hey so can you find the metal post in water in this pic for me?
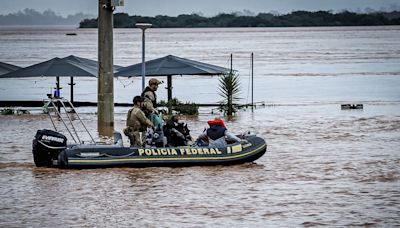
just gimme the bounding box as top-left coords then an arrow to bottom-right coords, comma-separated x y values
136,23 -> 152,91
230,53 -> 233,74
56,76 -> 61,112
251,52 -> 254,109
56,76 -> 60,96
98,0 -> 114,136
167,75 -> 172,101
69,76 -> 75,104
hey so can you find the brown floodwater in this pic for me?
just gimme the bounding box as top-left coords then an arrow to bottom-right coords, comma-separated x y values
1,104 -> 399,227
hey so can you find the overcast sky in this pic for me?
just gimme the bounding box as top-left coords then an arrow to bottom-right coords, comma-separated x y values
1,0 -> 400,16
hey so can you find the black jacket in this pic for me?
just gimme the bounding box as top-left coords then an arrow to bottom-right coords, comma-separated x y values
206,125 -> 227,140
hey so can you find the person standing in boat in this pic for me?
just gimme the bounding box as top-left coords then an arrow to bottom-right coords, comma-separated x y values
125,96 -> 154,147
141,78 -> 162,129
141,78 -> 161,115
196,118 -> 241,147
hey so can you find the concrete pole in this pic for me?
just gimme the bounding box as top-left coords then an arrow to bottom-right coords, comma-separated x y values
98,0 -> 114,136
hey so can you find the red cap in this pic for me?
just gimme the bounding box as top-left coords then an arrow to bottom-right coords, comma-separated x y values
207,119 -> 226,128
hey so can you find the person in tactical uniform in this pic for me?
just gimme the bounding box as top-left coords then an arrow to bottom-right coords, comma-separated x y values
141,78 -> 163,132
141,78 -> 162,115
125,96 -> 153,147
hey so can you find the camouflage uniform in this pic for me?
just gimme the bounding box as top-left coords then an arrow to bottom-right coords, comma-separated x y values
126,105 -> 153,146
141,87 -> 158,114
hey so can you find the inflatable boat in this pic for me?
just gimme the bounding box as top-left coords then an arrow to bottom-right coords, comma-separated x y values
32,129 -> 267,168
32,98 -> 267,168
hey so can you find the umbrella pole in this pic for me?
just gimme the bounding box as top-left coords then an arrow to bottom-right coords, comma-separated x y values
56,76 -> 60,96
56,76 -> 61,112
167,75 -> 172,102
68,76 -> 76,113
68,76 -> 75,104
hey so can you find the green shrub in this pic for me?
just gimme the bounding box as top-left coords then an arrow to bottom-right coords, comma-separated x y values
218,71 -> 241,116
1,107 -> 31,115
174,102 -> 199,115
162,98 -> 199,115
1,107 -> 15,115
17,109 -> 30,115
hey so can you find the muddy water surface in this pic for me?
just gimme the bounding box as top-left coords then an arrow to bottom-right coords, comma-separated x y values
1,104 -> 399,227
1,25 -> 399,227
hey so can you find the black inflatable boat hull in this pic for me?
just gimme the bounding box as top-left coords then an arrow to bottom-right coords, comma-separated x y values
57,136 -> 266,168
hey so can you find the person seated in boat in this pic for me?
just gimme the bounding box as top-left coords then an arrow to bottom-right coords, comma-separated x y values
125,96 -> 154,147
196,118 -> 241,147
163,115 -> 192,146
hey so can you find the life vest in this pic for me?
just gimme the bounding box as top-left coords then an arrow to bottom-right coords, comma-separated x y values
206,125 -> 227,140
141,86 -> 157,108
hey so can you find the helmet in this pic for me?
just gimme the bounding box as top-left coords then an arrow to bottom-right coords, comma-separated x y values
149,78 -> 162,86
133,96 -> 145,104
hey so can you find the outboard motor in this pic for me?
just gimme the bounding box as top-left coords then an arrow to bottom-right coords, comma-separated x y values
32,129 -> 67,167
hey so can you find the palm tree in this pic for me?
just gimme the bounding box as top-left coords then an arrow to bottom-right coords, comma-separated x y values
218,71 -> 241,116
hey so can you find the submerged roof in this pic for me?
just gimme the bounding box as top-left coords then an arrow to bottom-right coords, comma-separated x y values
0,55 -> 121,78
116,55 -> 231,77
0,62 -> 21,75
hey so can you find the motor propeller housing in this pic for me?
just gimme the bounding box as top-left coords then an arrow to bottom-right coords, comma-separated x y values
32,129 -> 67,167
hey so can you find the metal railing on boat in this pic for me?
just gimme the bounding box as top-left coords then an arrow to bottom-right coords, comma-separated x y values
44,97 -> 96,144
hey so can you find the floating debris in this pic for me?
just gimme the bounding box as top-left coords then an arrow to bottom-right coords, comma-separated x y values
341,104 -> 363,110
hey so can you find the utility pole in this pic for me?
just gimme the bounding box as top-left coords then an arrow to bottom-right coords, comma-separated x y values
98,0 -> 115,136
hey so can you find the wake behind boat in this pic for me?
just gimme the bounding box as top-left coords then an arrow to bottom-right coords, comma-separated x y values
32,98 -> 267,168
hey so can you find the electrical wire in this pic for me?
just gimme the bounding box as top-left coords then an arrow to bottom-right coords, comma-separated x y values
116,77 -> 135,88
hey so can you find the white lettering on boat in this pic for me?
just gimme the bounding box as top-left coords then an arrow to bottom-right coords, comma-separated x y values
137,148 -> 223,156
138,148 -> 178,156
79,152 -> 100,157
42,135 -> 64,143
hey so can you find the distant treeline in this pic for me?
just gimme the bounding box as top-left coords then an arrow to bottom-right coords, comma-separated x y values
0,8 -> 93,25
79,10 -> 400,28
